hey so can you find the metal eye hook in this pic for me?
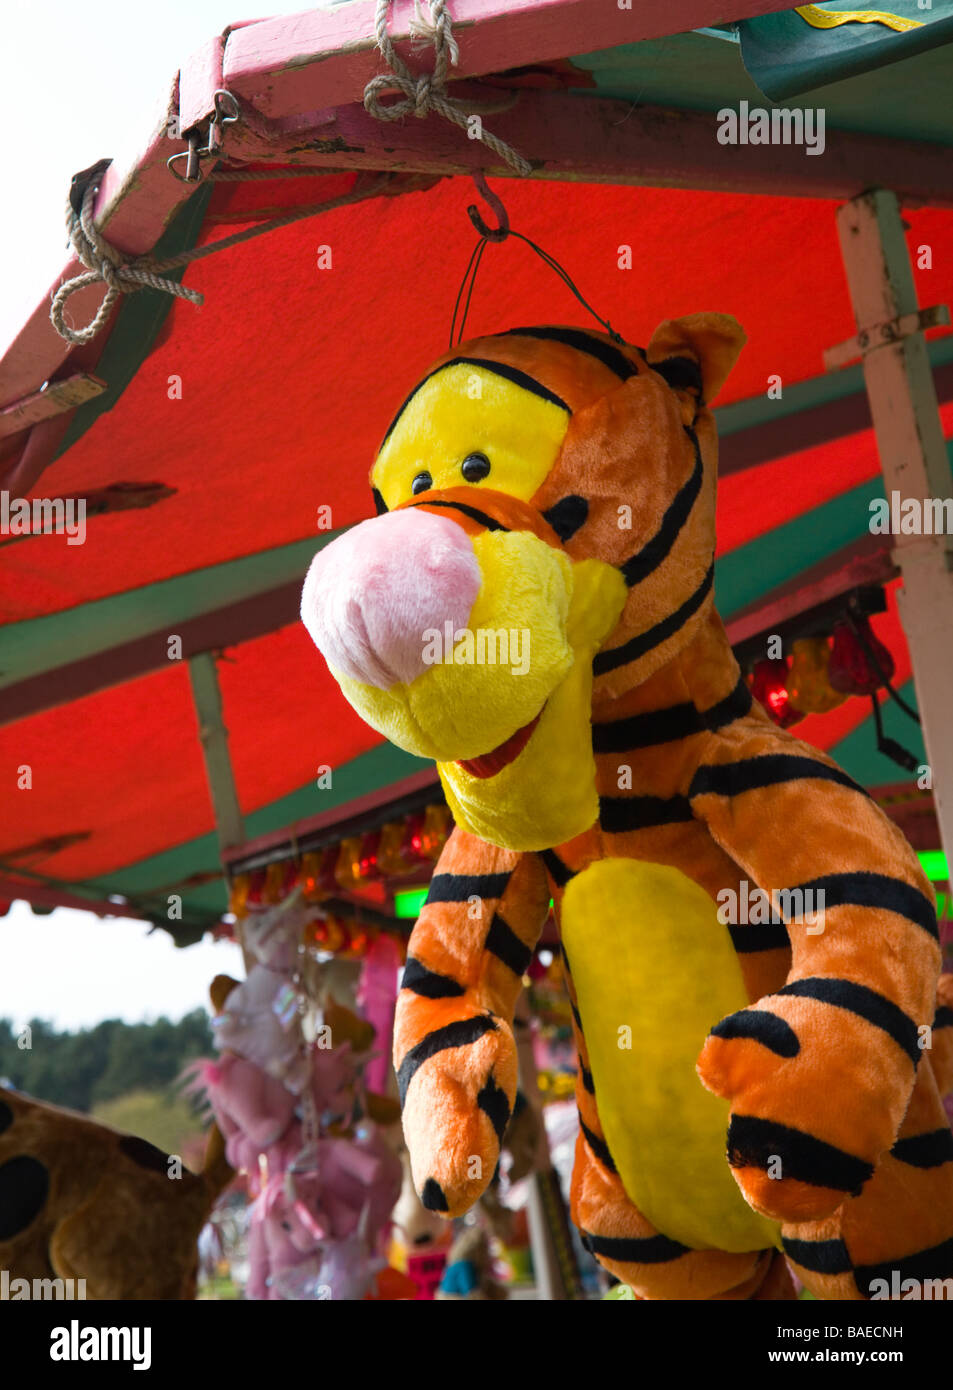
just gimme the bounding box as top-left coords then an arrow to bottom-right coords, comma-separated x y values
467,171 -> 510,243
167,137 -> 203,183
213,90 -> 240,126
167,89 -> 241,179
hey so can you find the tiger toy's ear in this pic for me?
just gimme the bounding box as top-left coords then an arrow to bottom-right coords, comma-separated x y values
646,312 -> 746,410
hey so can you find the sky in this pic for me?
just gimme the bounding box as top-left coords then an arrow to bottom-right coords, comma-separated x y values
0,0 -> 281,1025
0,0 -> 298,345
0,901 -> 244,1030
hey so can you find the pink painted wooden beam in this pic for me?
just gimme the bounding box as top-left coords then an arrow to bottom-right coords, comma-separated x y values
224,91 -> 953,207
221,0 -> 796,120
178,34 -> 226,135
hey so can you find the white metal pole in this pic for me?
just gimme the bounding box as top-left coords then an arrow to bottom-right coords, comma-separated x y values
514,991 -> 567,1300
834,190 -> 953,877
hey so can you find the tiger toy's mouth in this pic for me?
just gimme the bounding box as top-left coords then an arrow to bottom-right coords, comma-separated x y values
456,708 -> 544,780
301,507 -> 627,851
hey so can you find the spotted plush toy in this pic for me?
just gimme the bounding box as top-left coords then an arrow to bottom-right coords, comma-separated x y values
301,319 -> 953,1300
0,1088 -> 231,1298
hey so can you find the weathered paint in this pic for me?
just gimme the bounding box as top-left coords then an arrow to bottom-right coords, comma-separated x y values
220,0 -> 797,120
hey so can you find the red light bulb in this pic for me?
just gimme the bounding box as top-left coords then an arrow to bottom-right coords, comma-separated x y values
749,657 -> 804,729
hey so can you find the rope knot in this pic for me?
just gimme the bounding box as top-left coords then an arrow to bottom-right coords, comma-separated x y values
51,179 -> 204,346
364,0 -> 532,177
413,76 -> 433,117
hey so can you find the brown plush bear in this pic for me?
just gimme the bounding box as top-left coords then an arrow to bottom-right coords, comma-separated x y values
0,1087 -> 231,1299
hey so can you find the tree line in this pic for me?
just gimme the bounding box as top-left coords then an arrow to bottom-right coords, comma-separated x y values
0,1011 -> 213,1113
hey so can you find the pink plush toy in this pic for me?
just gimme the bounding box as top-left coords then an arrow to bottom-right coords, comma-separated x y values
201,1055 -> 297,1171
249,1133 -> 402,1299
198,901 -> 403,1299
249,1176 -> 328,1301
210,964 -> 312,1094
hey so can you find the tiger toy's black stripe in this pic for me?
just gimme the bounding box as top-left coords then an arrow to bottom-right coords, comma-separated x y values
771,977 -> 921,1066
727,1114 -> 874,1193
620,427 -> 703,589
397,1015 -> 499,1107
477,1073 -> 511,1146
401,957 -> 465,999
891,1129 -> 953,1169
485,913 -> 533,977
426,872 -> 511,904
382,355 -> 570,444
408,498 -> 510,533
791,872 -> 939,943
498,326 -> 637,381
781,1236 -> 853,1276
594,561 -> 714,676
538,848 -> 574,887
727,920 -> 791,953
542,494 -> 589,542
710,1009 -> 800,1058
580,1120 -> 618,1174
582,1231 -> 692,1264
599,793 -> 694,834
690,754 -> 870,803
591,676 -> 751,753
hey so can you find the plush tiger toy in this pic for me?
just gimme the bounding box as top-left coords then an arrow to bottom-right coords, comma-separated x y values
301,317 -> 953,1300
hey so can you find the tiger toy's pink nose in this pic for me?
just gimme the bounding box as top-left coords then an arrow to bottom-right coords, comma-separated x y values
301,508 -> 480,689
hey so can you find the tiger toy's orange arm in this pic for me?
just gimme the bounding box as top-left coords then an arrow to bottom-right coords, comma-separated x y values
394,826 -> 550,1216
690,713 -> 941,1226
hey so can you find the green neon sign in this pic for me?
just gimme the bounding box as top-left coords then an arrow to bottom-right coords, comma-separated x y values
918,850 -> 949,883
393,887 -> 429,919
394,889 -> 557,921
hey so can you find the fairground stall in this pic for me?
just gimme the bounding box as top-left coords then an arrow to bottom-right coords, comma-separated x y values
1,0 -> 952,1303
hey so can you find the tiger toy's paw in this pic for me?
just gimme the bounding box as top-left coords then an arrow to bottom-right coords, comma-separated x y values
696,995 -> 910,1224
396,1008 -> 518,1218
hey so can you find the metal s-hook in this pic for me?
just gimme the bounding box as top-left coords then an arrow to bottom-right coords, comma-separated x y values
467,171 -> 510,242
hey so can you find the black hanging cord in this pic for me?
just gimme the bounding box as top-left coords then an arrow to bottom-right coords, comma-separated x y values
450,174 -> 627,350
449,235 -> 491,350
869,693 -> 920,774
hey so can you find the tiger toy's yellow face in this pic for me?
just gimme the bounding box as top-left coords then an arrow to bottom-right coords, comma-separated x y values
301,318 -> 745,850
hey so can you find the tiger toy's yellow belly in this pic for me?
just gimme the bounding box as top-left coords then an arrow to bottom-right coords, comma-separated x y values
560,857 -> 782,1253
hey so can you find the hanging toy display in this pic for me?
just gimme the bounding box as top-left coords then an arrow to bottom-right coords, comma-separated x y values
298,178 -> 953,1301
196,886 -> 405,1299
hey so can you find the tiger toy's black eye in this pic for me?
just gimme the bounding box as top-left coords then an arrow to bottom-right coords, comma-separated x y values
411,471 -> 433,495
461,452 -> 491,483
